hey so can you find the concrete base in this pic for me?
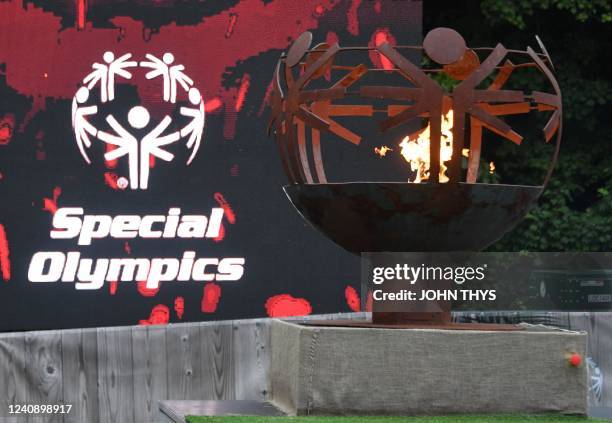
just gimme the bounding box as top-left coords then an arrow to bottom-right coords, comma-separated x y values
269,319 -> 588,416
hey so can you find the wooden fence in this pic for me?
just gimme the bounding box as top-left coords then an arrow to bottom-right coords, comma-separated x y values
0,312 -> 610,422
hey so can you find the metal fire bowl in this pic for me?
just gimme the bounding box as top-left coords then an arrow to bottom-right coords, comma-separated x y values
283,182 -> 542,254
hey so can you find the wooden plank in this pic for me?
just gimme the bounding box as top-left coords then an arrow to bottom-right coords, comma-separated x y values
0,333 -> 27,421
569,312 -> 602,408
166,323 -> 204,400
24,331 -> 63,423
0,312 -> 371,423
592,313 -> 612,407
200,321 -> 234,400
97,327 -> 134,423
233,320 -> 270,400
132,325 -> 168,423
61,328 -> 99,423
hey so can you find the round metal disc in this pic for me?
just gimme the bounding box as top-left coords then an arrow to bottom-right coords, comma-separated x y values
423,27 -> 467,65
443,49 -> 480,80
286,31 -> 313,67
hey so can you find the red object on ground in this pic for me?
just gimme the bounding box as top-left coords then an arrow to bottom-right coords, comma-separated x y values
265,294 -> 312,318
569,353 -> 582,367
201,282 -> 221,313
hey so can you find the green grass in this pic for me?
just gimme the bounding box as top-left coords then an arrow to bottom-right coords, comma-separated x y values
186,416 -> 606,423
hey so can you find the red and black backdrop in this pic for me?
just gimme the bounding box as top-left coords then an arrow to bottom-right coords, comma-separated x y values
0,0 -> 421,331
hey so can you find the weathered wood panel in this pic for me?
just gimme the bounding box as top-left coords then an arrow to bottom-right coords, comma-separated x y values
570,312 -> 612,407
0,313 -> 359,422
166,323 -> 204,401
24,331 -> 62,423
200,321 -> 234,400
97,327 -> 134,423
132,325 -> 167,423
233,320 -> 269,401
0,333 -> 27,422
61,328 -> 99,423
593,314 -> 612,407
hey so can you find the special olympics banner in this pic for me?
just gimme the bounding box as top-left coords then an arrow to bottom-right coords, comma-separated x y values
0,0 -> 422,330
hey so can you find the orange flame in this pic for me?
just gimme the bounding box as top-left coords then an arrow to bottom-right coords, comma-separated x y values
376,109 -> 479,182
399,109 -> 470,183
374,145 -> 393,157
399,109 -> 456,183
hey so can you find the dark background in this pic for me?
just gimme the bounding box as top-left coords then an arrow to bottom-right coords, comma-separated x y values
0,0 -> 422,331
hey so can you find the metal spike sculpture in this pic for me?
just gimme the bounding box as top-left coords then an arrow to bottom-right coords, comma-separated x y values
269,27 -> 562,255
269,27 -> 561,186
269,27 -> 563,326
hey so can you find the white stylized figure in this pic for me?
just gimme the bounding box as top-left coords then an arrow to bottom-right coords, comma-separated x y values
587,357 -> 603,403
180,87 -> 205,165
139,111 -> 181,189
71,86 -> 98,164
83,52 -> 136,103
140,53 -> 193,103
97,108 -> 142,189
73,52 -> 205,189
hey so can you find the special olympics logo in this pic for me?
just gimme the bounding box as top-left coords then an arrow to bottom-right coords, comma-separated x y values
71,52 -> 205,190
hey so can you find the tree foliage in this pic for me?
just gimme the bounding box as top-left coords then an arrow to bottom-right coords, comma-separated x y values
481,0 -> 612,29
424,0 -> 612,251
